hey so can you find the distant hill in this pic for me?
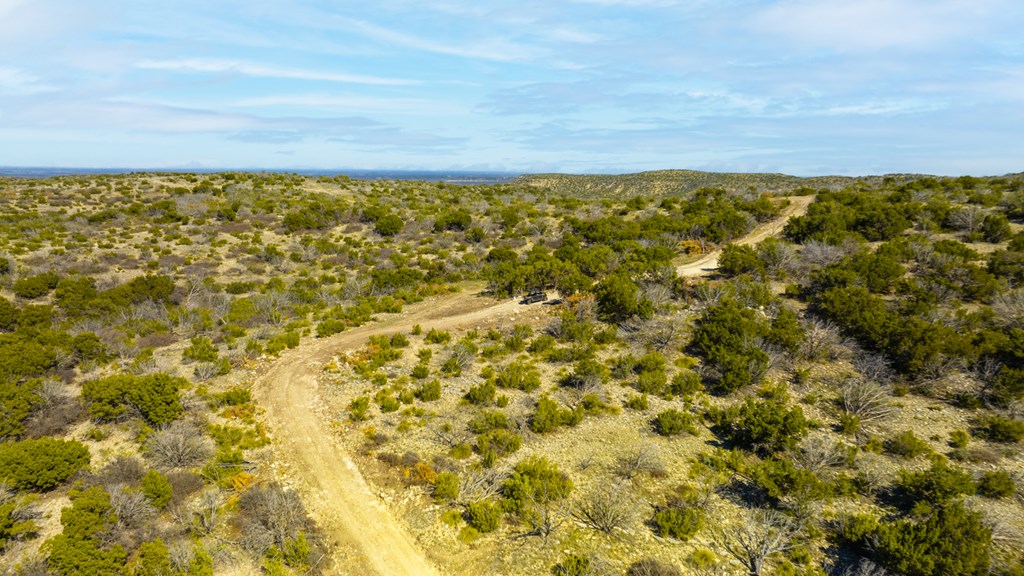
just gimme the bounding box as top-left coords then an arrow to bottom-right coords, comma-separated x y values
512,169 -> 929,198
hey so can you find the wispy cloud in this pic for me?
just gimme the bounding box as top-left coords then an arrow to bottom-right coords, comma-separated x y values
0,66 -> 57,95
1,0 -> 1022,174
338,17 -> 543,62
232,94 -> 462,115
750,0 -> 1008,52
135,58 -> 418,86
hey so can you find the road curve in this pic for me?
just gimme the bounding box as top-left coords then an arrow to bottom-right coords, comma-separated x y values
252,293 -> 521,576
253,194 -> 816,575
675,194 -> 814,277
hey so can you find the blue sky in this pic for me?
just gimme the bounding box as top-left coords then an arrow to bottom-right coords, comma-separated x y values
1,0 -> 1022,175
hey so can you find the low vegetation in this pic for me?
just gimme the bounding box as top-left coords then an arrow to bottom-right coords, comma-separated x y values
0,169 -> 1022,575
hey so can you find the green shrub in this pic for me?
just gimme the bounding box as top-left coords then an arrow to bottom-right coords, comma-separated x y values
141,470 -> 173,509
625,394 -> 649,411
594,272 -> 653,321
375,392 -> 400,413
46,486 -> 127,576
348,396 -> 370,421
411,363 -> 430,379
425,328 -> 452,344
0,438 -> 90,491
496,360 -> 541,391
885,430 -> 933,458
750,458 -> 831,502
208,386 -> 252,408
977,416 -> 1024,443
551,555 -> 591,576
502,456 -> 573,514
714,398 -> 808,456
977,470 -> 1016,499
433,472 -> 460,502
897,459 -> 975,507
718,244 -> 766,278
374,214 -> 404,236
465,500 -> 502,532
0,494 -> 38,548
434,209 -> 472,232
668,370 -> 703,398
528,335 -> 556,354
692,298 -> 771,393
871,501 -> 991,576
949,429 -> 970,449
464,380 -> 497,406
317,319 -> 346,338
653,409 -> 698,436
12,271 -> 60,299
475,429 -> 522,457
82,373 -> 185,425
652,506 -> 704,541
414,379 -> 442,402
530,396 -> 583,433
0,378 -> 42,438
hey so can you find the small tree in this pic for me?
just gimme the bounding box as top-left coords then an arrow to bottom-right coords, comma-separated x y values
716,508 -> 801,576
714,398 -> 808,456
653,409 -> 698,436
571,482 -> 635,533
871,501 -> 991,576
374,214 -> 404,236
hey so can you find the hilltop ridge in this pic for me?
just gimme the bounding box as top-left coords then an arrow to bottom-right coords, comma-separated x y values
513,169 -> 938,198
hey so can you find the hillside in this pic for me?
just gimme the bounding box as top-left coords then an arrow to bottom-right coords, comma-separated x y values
0,171 -> 1022,576
514,169 -> 934,198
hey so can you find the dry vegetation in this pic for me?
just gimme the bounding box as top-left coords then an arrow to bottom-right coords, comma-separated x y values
0,170 -> 1023,576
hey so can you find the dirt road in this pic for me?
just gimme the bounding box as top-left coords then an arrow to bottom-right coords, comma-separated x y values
253,292 -> 521,576
253,194 -> 815,575
675,194 -> 814,277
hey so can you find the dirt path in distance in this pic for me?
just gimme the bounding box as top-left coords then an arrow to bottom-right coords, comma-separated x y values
253,194 -> 816,575
675,194 -> 814,277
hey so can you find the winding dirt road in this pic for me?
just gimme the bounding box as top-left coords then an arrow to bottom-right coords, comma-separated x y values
252,194 -> 814,575
675,194 -> 814,277
253,293 -> 522,575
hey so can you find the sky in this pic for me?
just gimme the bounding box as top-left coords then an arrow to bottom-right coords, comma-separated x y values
0,0 -> 1022,176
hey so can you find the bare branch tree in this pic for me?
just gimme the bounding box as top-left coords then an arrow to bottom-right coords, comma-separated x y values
571,481 -> 637,534
800,240 -> 846,268
948,205 -> 985,236
991,289 -> 1024,329
459,469 -> 503,503
801,318 -> 843,361
841,559 -> 891,576
146,421 -> 214,469
839,379 -> 895,427
614,446 -> 667,480
621,315 -> 689,351
792,434 -> 847,475
716,509 -> 802,576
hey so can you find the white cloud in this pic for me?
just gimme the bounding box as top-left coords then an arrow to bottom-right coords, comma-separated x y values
232,94 -> 465,115
0,66 -> 57,95
135,58 -> 418,86
340,17 -> 543,62
751,0 -> 1008,52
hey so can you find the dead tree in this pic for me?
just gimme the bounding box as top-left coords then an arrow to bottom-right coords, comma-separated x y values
716,509 -> 801,576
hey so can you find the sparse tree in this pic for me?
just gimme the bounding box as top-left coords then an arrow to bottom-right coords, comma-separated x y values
716,508 -> 802,576
146,421 -> 214,469
839,379 -> 895,427
571,481 -> 636,533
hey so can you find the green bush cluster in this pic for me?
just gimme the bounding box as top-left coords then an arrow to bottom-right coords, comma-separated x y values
653,409 -> 698,436
0,437 -> 90,491
82,372 -> 186,425
530,396 -> 583,433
